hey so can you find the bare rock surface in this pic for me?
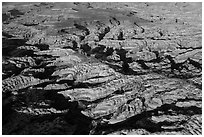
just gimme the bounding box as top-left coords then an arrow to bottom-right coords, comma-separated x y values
2,2 -> 202,135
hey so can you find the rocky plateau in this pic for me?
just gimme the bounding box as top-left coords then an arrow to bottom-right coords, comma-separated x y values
2,2 -> 202,135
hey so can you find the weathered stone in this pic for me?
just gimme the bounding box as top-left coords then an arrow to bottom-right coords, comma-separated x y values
54,62 -> 118,83
2,75 -> 48,92
175,49 -> 201,63
59,76 -> 142,102
3,22 -> 39,39
17,45 -> 40,51
16,107 -> 68,115
21,68 -> 45,76
2,2 -> 202,135
46,55 -> 82,67
8,57 -> 36,68
44,83 -> 71,90
34,48 -> 76,57
107,98 -> 144,124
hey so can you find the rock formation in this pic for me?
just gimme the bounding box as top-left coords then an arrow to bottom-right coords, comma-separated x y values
2,2 -> 202,135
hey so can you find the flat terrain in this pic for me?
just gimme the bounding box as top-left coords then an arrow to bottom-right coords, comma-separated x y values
2,2 -> 202,135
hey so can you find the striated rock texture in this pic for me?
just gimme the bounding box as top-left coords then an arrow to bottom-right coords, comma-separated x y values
2,2 -> 202,135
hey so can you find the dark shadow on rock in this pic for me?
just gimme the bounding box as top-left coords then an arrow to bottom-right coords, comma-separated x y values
91,44 -> 106,54
165,55 -> 188,73
80,43 -> 91,55
104,61 -> 148,76
2,109 -> 76,135
2,38 -> 27,56
64,101 -> 93,135
8,8 -> 24,18
2,13 -> 11,23
43,91 -> 93,134
31,43 -> 50,51
11,49 -> 35,57
3,9 -> 24,23
2,92 -> 16,125
3,38 -> 27,47
34,66 -> 56,79
187,58 -> 202,70
22,23 -> 39,27
2,32 -> 13,38
44,91 -> 71,110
